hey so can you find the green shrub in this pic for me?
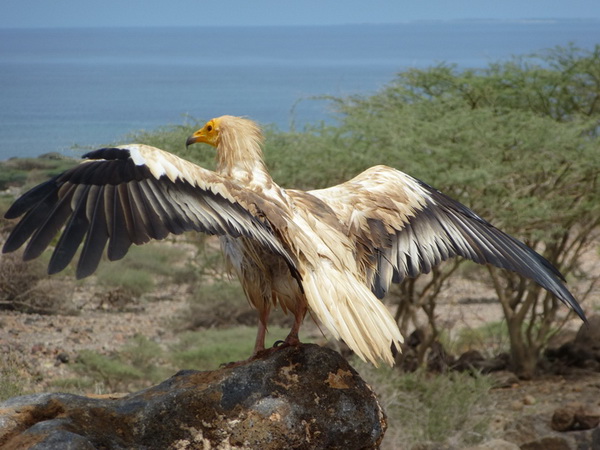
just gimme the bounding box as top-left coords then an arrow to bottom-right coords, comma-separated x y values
0,252 -> 76,315
72,336 -> 171,392
93,242 -> 191,298
0,169 -> 27,190
356,362 -> 493,448
170,326 -> 291,370
180,279 -> 251,329
0,156 -> 78,190
323,45 -> 600,377
50,377 -> 96,393
452,321 -> 509,357
117,47 -> 600,378
0,350 -> 26,401
65,328 -> 299,393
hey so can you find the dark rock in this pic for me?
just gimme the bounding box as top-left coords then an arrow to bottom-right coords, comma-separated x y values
501,409 -> 600,449
426,341 -> 455,373
405,328 -> 426,348
55,352 -> 70,364
551,342 -> 596,365
453,350 -> 509,374
551,404 -> 578,431
0,344 -> 386,449
483,352 -> 511,372
546,315 -> 600,369
574,315 -> 600,351
575,407 -> 600,430
551,402 -> 600,432
453,349 -> 485,371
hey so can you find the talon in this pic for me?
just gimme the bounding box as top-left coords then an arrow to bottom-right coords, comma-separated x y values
284,335 -> 301,346
273,340 -> 286,348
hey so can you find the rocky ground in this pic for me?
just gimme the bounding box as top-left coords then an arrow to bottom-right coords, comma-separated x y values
1,234 -> 599,448
483,370 -> 600,449
0,282 -> 189,393
1,280 -> 599,449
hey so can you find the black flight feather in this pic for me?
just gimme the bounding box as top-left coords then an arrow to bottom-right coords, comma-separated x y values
106,185 -> 132,261
22,186 -> 75,261
47,185 -> 91,274
4,178 -> 59,220
77,186 -> 109,279
422,182 -> 585,321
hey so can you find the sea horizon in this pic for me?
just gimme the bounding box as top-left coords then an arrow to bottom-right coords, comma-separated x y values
1,20 -> 598,160
2,17 -> 598,29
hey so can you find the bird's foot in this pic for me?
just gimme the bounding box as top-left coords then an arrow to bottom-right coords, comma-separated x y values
255,338 -> 299,356
273,334 -> 301,348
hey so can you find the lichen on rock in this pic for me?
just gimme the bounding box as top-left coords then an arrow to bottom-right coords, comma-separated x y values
0,344 -> 386,449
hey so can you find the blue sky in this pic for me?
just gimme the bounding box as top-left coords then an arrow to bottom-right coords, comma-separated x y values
1,0 -> 599,28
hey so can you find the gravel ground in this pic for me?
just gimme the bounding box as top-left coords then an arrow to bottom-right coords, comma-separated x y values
1,247 -> 598,448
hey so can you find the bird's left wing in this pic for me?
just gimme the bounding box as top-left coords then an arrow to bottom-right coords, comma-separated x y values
2,145 -> 297,279
309,165 -> 586,321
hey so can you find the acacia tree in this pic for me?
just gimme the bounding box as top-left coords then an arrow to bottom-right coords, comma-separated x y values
324,45 -> 600,378
130,46 -> 600,378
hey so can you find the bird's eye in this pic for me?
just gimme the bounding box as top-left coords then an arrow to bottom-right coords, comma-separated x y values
207,124 -> 213,132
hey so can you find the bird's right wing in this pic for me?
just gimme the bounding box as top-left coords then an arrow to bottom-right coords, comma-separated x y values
2,145 -> 297,279
310,165 -> 586,322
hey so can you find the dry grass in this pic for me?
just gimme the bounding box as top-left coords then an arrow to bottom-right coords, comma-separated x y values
0,252 -> 76,315
354,361 -> 494,449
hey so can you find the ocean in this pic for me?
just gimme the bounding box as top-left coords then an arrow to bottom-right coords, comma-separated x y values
0,20 -> 598,160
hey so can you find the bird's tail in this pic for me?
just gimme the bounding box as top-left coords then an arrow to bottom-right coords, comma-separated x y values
302,261 -> 403,366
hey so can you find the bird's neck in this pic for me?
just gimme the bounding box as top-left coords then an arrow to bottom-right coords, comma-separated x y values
216,141 -> 272,186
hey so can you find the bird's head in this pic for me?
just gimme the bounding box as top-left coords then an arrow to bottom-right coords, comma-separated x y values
186,117 -> 222,148
185,116 -> 264,156
185,116 -> 265,175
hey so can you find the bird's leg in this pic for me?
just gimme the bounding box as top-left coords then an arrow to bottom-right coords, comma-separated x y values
252,302 -> 271,356
223,299 -> 306,368
221,302 -> 271,369
275,300 -> 307,348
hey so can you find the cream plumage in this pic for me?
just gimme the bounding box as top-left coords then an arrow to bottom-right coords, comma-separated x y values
2,115 -> 586,366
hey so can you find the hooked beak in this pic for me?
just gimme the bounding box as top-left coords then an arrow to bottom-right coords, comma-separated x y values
186,125 -> 218,149
185,135 -> 200,148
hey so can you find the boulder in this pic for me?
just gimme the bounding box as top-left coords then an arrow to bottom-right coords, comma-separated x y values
574,315 -> 600,352
551,402 -> 600,432
0,344 -> 386,449
545,315 -> 600,369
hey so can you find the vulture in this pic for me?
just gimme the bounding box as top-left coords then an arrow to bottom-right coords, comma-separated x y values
2,115 -> 586,366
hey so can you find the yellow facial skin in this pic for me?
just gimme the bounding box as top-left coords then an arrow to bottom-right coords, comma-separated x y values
186,118 -> 220,148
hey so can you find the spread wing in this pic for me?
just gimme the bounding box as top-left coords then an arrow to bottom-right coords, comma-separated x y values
309,165 -> 586,321
2,145 -> 297,279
